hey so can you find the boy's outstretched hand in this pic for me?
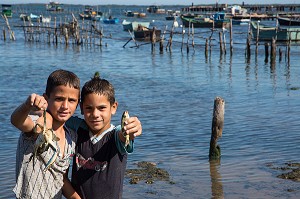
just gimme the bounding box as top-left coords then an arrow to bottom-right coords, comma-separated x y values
26,93 -> 48,112
124,116 -> 142,139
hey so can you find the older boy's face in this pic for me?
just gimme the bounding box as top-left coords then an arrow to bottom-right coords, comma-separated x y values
81,93 -> 117,135
46,85 -> 79,125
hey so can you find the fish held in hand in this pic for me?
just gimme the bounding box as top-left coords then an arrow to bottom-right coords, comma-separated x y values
121,111 -> 130,147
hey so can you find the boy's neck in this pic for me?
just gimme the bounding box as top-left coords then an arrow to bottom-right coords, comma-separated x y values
52,120 -> 65,135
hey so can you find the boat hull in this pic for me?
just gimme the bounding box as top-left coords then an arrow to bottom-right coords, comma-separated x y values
251,21 -> 300,41
181,16 -> 229,28
134,29 -> 161,41
122,20 -> 150,31
277,16 -> 300,26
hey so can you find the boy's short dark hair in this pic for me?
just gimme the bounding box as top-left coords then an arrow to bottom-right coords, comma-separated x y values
81,74 -> 115,105
45,69 -> 80,98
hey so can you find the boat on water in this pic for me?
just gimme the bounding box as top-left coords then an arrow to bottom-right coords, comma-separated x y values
20,13 -> 51,23
124,10 -> 134,17
133,26 -> 161,41
181,12 -> 230,28
251,21 -> 300,41
147,5 -> 165,14
277,16 -> 300,26
103,17 -> 119,24
79,5 -> 102,21
232,17 -> 250,25
2,4 -> 12,17
122,20 -> 150,31
46,1 -> 64,12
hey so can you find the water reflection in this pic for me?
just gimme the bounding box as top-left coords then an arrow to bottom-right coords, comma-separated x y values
209,159 -> 224,199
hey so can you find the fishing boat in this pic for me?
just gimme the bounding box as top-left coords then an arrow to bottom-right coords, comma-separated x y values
2,4 -> 12,17
103,17 -> 119,24
124,10 -> 134,17
181,12 -> 230,28
122,20 -> 150,31
251,21 -> 300,41
277,16 -> 300,26
46,1 -> 64,12
79,5 -> 102,21
133,27 -> 161,41
232,17 -> 250,25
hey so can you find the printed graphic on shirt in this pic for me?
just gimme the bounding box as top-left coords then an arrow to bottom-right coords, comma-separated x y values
76,153 -> 107,172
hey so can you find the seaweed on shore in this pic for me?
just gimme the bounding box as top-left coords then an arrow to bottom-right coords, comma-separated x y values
125,161 -> 175,184
266,162 -> 300,182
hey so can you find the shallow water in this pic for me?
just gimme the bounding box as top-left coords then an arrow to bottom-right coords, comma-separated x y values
1,4 -> 300,199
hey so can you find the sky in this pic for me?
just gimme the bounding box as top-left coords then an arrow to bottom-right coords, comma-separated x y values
1,0 -> 298,6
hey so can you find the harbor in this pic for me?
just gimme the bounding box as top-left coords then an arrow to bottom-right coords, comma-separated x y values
1,3 -> 300,199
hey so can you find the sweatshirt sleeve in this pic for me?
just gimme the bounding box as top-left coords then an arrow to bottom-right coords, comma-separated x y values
114,125 -> 134,155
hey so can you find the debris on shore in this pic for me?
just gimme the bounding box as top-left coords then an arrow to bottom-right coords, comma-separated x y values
266,162 -> 300,182
125,161 -> 174,184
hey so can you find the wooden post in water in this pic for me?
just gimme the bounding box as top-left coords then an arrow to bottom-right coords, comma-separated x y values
3,28 -> 6,41
181,24 -> 185,52
219,31 -> 223,54
166,25 -> 173,51
271,37 -> 276,64
246,33 -> 251,60
151,27 -> 156,52
192,24 -> 195,53
255,21 -> 260,55
205,38 -> 209,58
279,48 -> 282,62
186,22 -> 190,54
230,19 -> 233,55
209,97 -> 225,160
264,42 -> 269,63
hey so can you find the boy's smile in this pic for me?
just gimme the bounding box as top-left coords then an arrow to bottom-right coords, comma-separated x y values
81,93 -> 117,136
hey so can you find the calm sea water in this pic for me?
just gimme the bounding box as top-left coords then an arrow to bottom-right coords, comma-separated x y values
1,4 -> 300,199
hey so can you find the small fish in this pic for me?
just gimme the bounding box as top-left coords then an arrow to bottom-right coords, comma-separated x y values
121,110 -> 130,147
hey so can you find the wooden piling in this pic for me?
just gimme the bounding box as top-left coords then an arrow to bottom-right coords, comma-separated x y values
151,27 -> 156,52
181,24 -> 185,52
246,33 -> 251,60
264,42 -> 269,63
205,38 -> 209,58
279,48 -> 282,62
209,97 -> 225,160
219,31 -> 223,54
229,19 -> 233,55
271,37 -> 276,64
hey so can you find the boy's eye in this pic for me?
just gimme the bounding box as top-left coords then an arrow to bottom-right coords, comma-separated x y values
69,99 -> 77,103
55,97 -> 64,101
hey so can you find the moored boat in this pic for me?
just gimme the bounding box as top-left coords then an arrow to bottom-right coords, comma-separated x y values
133,27 -> 161,41
46,1 -> 64,12
103,17 -> 119,24
181,12 -> 230,28
277,16 -> 300,26
2,4 -> 12,17
122,20 -> 150,31
79,5 -> 102,20
251,21 -> 300,41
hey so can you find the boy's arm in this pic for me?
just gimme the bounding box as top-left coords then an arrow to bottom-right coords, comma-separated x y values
116,116 -> 142,154
11,93 -> 48,133
119,116 -> 142,141
62,172 -> 81,199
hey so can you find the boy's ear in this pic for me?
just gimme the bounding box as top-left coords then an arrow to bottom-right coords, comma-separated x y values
111,102 -> 118,115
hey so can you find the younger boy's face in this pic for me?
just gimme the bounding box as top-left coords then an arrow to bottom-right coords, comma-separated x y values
81,93 -> 117,135
45,85 -> 79,126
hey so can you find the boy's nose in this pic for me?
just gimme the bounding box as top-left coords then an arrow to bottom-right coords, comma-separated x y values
61,100 -> 69,109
